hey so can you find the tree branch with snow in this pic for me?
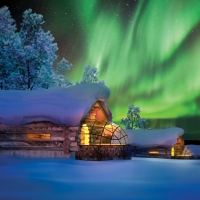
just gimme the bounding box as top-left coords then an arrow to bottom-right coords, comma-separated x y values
121,104 -> 148,129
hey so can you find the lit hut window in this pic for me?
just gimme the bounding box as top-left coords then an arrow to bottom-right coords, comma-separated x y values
171,136 -> 192,158
27,133 -> 50,140
80,121 -> 128,145
149,151 -> 160,155
171,147 -> 175,157
80,124 -> 90,145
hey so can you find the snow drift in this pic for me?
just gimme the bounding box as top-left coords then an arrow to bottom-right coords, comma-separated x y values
187,145 -> 200,158
125,127 -> 184,147
0,83 -> 110,126
1,157 -> 200,200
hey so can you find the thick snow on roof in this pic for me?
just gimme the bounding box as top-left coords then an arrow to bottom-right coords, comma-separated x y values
125,127 -> 184,147
0,83 -> 110,126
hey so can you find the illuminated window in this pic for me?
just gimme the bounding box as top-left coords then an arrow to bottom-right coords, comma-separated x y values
171,147 -> 174,157
27,133 -> 50,140
80,124 -> 90,145
149,151 -> 160,155
80,121 -> 128,145
171,136 -> 192,158
171,145 -> 192,158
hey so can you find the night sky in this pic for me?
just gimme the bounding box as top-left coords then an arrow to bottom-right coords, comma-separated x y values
1,0 -> 200,139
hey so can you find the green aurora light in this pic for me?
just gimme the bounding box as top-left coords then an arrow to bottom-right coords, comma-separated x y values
42,0 -> 200,137
70,0 -> 200,120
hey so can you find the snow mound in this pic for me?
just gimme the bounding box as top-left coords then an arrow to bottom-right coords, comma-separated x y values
0,83 -> 110,126
125,127 -> 184,147
187,145 -> 200,157
1,157 -> 200,200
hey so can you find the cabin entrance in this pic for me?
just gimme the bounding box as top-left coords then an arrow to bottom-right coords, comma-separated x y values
76,120 -> 130,160
171,136 -> 192,158
80,120 -> 128,145
76,101 -> 131,160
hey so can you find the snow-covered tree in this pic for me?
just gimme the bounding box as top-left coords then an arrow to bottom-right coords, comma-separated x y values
50,57 -> 73,87
0,6 -> 19,89
0,6 -> 16,37
135,118 -> 148,129
121,104 -> 148,129
0,7 -> 72,90
78,64 -> 104,84
56,57 -> 72,74
18,9 -> 58,90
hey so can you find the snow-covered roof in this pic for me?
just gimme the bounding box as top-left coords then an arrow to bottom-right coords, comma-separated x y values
125,127 -> 184,147
0,83 -> 111,126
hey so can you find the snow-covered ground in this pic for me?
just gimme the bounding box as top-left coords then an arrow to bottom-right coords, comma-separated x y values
188,145 -> 200,158
0,156 -> 200,200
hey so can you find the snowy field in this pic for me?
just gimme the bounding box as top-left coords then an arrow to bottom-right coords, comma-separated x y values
0,156 -> 200,200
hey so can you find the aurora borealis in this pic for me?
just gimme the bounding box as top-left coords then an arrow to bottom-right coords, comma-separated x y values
2,0 -> 200,139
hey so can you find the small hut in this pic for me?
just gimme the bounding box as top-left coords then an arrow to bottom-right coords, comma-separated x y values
126,128 -> 186,158
171,136 -> 192,158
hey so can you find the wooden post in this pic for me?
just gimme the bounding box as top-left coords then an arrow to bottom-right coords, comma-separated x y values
69,127 -> 80,152
63,126 -> 69,154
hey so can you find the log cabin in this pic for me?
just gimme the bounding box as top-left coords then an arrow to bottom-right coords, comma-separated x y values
0,83 -> 130,160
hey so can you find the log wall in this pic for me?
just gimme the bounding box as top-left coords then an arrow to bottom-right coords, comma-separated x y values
68,127 -> 80,152
0,122 -> 79,158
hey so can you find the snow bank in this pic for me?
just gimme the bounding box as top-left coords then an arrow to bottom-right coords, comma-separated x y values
125,127 -> 184,147
187,145 -> 200,157
0,83 -> 110,126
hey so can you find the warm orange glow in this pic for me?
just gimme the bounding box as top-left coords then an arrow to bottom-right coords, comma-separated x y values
149,151 -> 160,155
27,133 -> 50,140
171,147 -> 175,156
81,124 -> 89,145
94,144 -> 125,146
80,121 -> 128,146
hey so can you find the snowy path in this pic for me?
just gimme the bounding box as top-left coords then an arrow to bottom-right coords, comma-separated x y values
0,156 -> 200,200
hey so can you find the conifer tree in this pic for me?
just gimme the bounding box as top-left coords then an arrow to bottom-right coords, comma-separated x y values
0,6 -> 19,89
19,9 -> 58,89
0,7 -> 73,90
121,104 -> 148,129
78,65 -> 104,84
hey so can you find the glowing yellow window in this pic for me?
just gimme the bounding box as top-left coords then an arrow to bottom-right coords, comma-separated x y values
80,124 -> 90,145
27,133 -> 50,140
171,147 -> 174,156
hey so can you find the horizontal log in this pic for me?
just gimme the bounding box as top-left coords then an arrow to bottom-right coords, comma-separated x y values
70,142 -> 78,147
0,141 -> 64,147
0,146 -> 63,151
69,146 -> 80,152
0,130 -> 64,134
69,136 -> 76,141
0,149 -> 70,158
0,139 -> 64,142
0,133 -> 64,141
68,127 -> 79,131
69,131 -> 78,137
